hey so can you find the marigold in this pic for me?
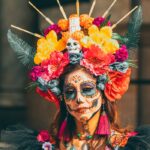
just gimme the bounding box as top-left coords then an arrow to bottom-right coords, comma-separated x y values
61,31 -> 71,43
58,19 -> 69,31
80,14 -> 94,29
88,25 -> 99,35
72,30 -> 84,41
80,14 -> 89,26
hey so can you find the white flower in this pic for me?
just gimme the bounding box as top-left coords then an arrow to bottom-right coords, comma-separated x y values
42,142 -> 52,150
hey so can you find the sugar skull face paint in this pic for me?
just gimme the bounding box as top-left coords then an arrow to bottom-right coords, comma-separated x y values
63,68 -> 102,122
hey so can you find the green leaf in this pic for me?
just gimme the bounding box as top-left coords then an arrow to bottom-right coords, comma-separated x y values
7,29 -> 35,67
100,15 -> 111,28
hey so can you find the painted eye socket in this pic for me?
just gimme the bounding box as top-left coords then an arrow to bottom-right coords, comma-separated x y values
73,42 -> 77,46
67,43 -> 71,46
64,89 -> 76,100
81,87 -> 96,96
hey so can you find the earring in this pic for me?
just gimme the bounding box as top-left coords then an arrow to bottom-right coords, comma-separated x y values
95,104 -> 111,135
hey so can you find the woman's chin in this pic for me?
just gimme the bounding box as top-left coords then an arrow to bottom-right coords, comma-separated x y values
72,112 -> 93,122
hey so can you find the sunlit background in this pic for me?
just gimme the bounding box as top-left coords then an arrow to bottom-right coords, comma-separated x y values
0,0 -> 150,131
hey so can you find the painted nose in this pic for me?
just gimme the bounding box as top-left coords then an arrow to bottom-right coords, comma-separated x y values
77,98 -> 84,104
76,92 -> 84,104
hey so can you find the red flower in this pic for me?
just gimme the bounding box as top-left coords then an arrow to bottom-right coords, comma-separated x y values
29,66 -> 43,81
40,51 -> 69,81
37,130 -> 50,142
80,45 -> 115,76
104,69 -> 131,101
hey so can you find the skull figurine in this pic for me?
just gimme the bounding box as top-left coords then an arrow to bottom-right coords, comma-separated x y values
66,38 -> 81,54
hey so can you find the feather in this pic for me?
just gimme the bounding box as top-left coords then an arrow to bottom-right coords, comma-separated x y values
125,6 -> 142,49
7,29 -> 35,67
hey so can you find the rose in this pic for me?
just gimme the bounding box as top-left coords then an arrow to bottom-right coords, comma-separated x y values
37,130 -> 50,142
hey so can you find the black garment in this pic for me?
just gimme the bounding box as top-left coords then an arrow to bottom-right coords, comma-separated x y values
119,125 -> 150,150
1,125 -> 150,150
0,125 -> 42,150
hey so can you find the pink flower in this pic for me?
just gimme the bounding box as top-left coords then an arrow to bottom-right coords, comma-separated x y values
37,130 -> 50,142
93,17 -> 111,27
40,51 -> 69,81
44,24 -> 61,36
29,66 -> 43,81
115,45 -> 128,62
80,45 -> 115,76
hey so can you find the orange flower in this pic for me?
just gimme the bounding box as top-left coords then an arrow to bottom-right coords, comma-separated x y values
104,69 -> 131,101
80,14 -> 94,29
58,19 -> 69,31
61,31 -> 70,43
69,14 -> 78,18
80,14 -> 89,26
72,30 -> 84,41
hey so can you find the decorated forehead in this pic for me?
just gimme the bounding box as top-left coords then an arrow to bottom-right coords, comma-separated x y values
8,0 -> 142,107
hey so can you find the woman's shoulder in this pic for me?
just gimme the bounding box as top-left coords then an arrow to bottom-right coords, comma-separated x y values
109,125 -> 150,150
0,124 -> 56,150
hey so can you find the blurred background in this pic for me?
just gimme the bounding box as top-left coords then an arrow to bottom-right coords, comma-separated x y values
0,0 -> 150,131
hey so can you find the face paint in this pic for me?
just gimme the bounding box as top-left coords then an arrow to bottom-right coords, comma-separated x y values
64,68 -> 102,122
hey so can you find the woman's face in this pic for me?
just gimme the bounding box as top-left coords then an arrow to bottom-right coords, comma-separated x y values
63,68 -> 102,122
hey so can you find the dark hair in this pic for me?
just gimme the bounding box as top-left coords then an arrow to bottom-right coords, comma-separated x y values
50,64 -> 128,148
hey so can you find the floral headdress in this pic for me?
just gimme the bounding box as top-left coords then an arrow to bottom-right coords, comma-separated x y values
8,0 -> 142,108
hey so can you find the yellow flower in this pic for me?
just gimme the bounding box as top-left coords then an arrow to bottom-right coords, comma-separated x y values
34,31 -> 66,64
102,39 -> 119,54
88,25 -> 99,35
80,36 -> 93,48
99,26 -> 112,39
81,25 -> 119,54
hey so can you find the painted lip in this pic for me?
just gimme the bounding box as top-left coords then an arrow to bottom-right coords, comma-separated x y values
67,99 -> 98,113
75,107 -> 90,113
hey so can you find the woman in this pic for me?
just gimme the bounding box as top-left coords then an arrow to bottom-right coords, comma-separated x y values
51,64 -> 132,149
1,1 -> 150,150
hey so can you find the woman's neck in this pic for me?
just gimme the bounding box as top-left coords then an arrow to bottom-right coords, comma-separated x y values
75,110 -> 100,136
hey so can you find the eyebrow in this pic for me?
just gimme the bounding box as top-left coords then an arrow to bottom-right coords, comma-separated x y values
80,81 -> 96,88
64,83 -> 75,91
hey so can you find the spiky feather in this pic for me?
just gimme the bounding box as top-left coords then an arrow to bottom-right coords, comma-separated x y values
7,29 -> 35,67
112,6 -> 142,49
125,6 -> 142,49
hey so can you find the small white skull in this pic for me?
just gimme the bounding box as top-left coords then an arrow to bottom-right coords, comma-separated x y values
66,38 -> 81,54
